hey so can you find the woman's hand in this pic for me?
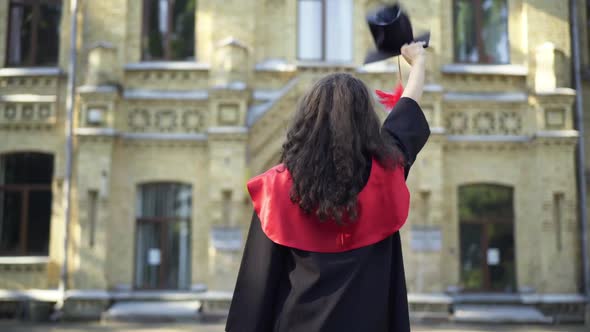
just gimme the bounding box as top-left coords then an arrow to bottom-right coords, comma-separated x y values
401,41 -> 426,66
400,42 -> 426,102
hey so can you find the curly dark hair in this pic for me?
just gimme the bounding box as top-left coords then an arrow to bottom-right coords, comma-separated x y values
280,73 -> 404,223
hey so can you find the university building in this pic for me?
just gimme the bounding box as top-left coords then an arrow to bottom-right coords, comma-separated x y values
0,0 -> 588,322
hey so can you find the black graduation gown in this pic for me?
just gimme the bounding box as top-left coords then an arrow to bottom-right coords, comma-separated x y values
226,97 -> 430,332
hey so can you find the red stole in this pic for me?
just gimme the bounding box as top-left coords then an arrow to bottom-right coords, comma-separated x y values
246,159 -> 410,253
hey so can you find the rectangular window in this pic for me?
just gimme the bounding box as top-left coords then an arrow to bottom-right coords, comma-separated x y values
454,0 -> 509,64
0,153 -> 53,256
142,0 -> 196,61
297,0 -> 353,62
135,183 -> 191,289
6,0 -> 62,67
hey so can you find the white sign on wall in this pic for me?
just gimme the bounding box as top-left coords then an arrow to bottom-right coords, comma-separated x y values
211,227 -> 243,251
410,225 -> 442,252
487,248 -> 500,266
148,248 -> 161,266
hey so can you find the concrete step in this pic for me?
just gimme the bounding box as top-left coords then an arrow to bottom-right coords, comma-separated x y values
452,304 -> 553,324
102,300 -> 202,322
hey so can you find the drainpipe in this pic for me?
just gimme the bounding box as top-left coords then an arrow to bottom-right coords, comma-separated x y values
570,0 -> 590,323
54,0 -> 80,316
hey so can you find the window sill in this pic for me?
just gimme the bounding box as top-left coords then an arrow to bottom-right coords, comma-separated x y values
0,67 -> 63,77
0,256 -> 50,264
535,88 -> 576,96
124,61 -> 210,71
442,64 -> 528,76
0,94 -> 57,103
296,61 -> 356,69
357,61 -> 398,73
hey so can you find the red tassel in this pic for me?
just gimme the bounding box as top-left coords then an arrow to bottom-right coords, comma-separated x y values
375,83 -> 404,112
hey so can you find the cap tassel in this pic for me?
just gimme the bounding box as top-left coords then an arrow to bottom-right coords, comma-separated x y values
376,83 -> 404,111
375,56 -> 404,112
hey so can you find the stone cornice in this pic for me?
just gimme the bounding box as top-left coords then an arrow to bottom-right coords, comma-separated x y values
0,67 -> 64,77
443,92 -> 527,103
124,62 -> 210,71
123,89 -> 208,100
442,64 -> 528,76
0,94 -> 57,102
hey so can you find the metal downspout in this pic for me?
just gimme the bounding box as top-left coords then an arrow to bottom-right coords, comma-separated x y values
55,0 -> 80,315
570,0 -> 590,322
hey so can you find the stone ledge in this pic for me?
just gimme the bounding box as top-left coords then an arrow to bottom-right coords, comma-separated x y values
124,62 -> 210,71
443,92 -> 527,103
0,94 -> 57,103
0,67 -> 63,77
0,256 -> 50,265
447,135 -> 531,142
535,88 -> 576,96
78,85 -> 119,94
296,61 -> 356,69
442,64 -> 528,76
123,89 -> 208,100
120,132 -> 208,141
207,126 -> 248,135
536,130 -> 579,138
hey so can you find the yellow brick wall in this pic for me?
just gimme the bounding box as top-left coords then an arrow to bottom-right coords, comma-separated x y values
0,0 -> 584,296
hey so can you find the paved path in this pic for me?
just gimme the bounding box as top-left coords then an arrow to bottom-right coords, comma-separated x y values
0,322 -> 587,332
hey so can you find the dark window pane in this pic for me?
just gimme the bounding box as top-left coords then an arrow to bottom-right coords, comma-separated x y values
142,0 -> 195,60
0,191 -> 23,254
459,184 -> 514,221
454,0 -> 509,64
26,190 -> 52,255
7,3 -> 34,66
170,0 -> 195,60
481,0 -> 509,63
143,0 -> 165,60
37,2 -> 62,66
488,223 -> 516,292
137,183 -> 192,218
454,0 -> 477,63
1,153 -> 54,185
135,222 -> 162,289
460,223 -> 484,290
7,1 -> 61,66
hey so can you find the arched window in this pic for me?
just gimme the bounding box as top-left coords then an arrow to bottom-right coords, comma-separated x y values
134,182 -> 191,289
454,0 -> 509,64
459,184 -> 516,292
297,0 -> 353,62
0,152 -> 53,256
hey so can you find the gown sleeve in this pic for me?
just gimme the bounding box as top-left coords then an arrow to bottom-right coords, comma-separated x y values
381,97 -> 431,178
225,212 -> 286,332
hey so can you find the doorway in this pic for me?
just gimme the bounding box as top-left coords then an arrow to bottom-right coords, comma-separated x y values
459,184 -> 516,292
134,183 -> 191,290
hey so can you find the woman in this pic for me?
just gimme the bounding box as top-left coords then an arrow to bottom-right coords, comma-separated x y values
226,41 -> 429,332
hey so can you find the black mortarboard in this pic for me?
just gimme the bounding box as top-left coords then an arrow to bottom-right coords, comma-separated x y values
364,4 -> 430,64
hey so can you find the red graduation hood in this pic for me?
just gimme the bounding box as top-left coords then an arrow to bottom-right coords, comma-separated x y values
246,159 -> 410,253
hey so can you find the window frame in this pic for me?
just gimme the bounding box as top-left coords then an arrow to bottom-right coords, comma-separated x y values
0,152 -> 54,256
296,0 -> 353,63
453,0 -> 510,65
133,182 -> 192,290
5,0 -> 62,67
297,0 -> 327,62
141,0 -> 196,61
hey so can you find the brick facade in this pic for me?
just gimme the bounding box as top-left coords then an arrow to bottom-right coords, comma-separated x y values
0,0 -> 584,300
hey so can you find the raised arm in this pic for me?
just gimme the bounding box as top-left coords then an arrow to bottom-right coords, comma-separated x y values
382,42 -> 430,178
400,41 -> 426,103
